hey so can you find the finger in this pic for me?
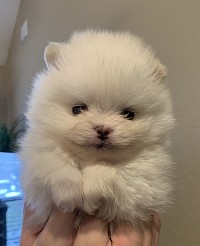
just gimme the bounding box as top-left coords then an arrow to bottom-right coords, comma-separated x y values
143,229 -> 152,246
149,214 -> 161,246
20,204 -> 37,246
74,214 -> 110,246
111,224 -> 144,246
38,208 -> 76,246
107,240 -> 112,246
142,214 -> 161,246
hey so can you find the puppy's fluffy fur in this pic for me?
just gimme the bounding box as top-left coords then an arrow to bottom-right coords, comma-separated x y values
20,30 -> 175,227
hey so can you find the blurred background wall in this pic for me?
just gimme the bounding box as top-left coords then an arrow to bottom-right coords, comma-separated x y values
4,0 -> 200,245
0,66 -> 6,122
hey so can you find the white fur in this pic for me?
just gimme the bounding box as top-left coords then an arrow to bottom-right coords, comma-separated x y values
20,30 -> 175,227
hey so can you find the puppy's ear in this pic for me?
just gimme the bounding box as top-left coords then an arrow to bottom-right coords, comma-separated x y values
44,42 -> 63,69
153,61 -> 167,82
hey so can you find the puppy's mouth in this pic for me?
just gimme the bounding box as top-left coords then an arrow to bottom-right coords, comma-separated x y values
95,140 -> 113,150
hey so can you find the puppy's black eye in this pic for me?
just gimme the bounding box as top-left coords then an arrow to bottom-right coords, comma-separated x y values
121,109 -> 135,120
72,105 -> 88,115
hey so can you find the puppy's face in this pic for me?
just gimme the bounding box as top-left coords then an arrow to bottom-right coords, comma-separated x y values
28,31 -> 174,162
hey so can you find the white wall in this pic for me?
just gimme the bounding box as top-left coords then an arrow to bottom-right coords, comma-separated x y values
0,66 -> 6,123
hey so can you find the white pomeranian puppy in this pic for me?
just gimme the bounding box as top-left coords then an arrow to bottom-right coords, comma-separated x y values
20,30 -> 175,228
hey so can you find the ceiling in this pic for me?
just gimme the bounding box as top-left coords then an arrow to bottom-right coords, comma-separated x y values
0,0 -> 21,66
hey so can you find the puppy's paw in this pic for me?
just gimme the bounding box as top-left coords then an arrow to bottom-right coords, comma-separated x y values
82,183 -> 103,214
97,198 -> 117,221
82,165 -> 115,215
48,167 -> 82,212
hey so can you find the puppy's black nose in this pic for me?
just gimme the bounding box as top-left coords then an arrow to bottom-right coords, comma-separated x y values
94,126 -> 112,141
97,130 -> 109,140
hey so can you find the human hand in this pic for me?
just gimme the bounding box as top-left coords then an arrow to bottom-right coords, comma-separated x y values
20,205 -> 161,246
20,205 -> 76,246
